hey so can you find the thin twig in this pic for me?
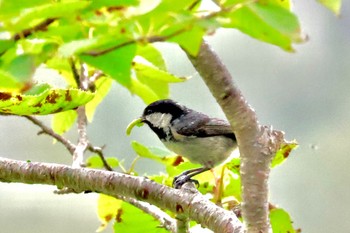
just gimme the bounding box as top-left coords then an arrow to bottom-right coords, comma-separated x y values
13,18 -> 57,41
23,115 -> 76,154
69,58 -> 80,87
84,29 -> 187,56
88,145 -> 113,171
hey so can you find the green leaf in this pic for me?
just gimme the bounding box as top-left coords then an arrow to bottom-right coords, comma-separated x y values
221,2 -> 303,51
0,39 -> 15,54
24,83 -> 51,95
130,60 -> 186,103
0,0 -> 51,19
58,38 -> 100,57
133,62 -> 187,83
221,0 -> 291,9
86,155 -> 119,169
45,57 -> 77,87
270,208 -> 296,233
128,78 -> 160,104
226,157 -> 241,175
2,54 -> 36,83
85,76 -> 113,122
136,44 -> 167,71
3,1 -> 91,33
113,202 -> 169,233
131,141 -> 176,165
51,110 -> 77,135
0,88 -> 94,115
168,25 -> 205,56
97,194 -> 122,232
223,169 -> 241,201
318,0 -> 342,15
87,0 -> 139,11
271,141 -> 298,168
0,70 -> 25,92
80,43 -> 136,86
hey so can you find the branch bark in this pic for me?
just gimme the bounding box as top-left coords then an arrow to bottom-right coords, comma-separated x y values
0,157 -> 243,233
186,41 -> 286,232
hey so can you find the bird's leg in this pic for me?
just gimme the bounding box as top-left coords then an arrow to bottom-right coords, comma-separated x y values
173,167 -> 210,189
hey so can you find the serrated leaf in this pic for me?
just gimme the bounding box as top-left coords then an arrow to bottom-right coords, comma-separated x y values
221,2 -> 303,51
97,194 -> 122,232
113,202 -> 169,233
0,88 -> 94,115
5,1 -> 90,33
85,76 -> 113,122
271,141 -> 298,168
80,43 -> 136,86
133,62 -> 187,83
24,83 -> 51,95
318,0 -> 342,15
136,44 -> 167,71
131,60 -> 186,103
51,110 -> 77,135
270,208 -> 296,233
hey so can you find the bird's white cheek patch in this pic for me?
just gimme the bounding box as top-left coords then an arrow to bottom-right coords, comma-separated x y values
146,113 -> 172,128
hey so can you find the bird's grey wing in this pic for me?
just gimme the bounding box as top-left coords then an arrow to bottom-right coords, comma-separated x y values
175,114 -> 236,140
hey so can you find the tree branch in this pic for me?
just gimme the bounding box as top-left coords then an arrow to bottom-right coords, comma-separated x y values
72,63 -> 90,168
12,18 -> 56,41
0,157 -> 243,233
186,41 -> 287,232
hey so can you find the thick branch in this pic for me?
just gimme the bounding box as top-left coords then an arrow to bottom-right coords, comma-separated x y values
0,157 -> 243,233
186,41 -> 284,232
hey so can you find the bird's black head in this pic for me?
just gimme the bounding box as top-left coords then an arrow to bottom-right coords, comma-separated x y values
142,99 -> 188,120
141,99 -> 189,139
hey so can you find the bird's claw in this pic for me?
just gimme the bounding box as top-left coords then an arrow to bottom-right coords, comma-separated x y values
173,174 -> 199,189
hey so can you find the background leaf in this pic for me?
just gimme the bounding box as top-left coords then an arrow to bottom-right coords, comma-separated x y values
113,202 -> 169,233
270,208 -> 296,233
0,88 -> 94,115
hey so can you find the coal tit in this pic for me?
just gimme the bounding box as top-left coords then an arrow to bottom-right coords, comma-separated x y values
140,99 -> 237,188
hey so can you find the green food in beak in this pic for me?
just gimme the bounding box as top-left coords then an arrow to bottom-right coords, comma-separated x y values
126,118 -> 144,136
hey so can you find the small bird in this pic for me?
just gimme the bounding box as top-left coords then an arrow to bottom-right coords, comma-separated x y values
140,99 -> 237,188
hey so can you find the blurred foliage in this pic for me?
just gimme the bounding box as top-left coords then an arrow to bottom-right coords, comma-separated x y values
0,0 -> 341,232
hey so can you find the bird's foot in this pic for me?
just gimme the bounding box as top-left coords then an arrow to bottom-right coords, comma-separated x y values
172,174 -> 199,189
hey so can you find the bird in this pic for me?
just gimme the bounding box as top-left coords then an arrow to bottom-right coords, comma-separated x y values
140,99 -> 237,188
